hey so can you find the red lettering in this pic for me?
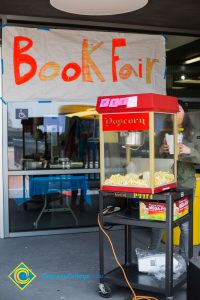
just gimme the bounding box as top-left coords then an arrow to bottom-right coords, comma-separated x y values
138,58 -> 143,78
13,36 -> 37,85
61,62 -> 81,81
112,38 -> 126,82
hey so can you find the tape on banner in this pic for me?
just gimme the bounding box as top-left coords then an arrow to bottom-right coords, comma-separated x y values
0,24 -> 8,28
1,59 -> 4,74
37,28 -> 50,31
0,97 -> 7,105
161,33 -> 168,41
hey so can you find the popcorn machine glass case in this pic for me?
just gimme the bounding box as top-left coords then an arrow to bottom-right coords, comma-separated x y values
96,93 -> 179,194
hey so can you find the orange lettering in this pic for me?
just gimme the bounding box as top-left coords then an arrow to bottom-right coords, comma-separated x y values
82,39 -> 105,82
39,62 -> 60,81
146,58 -> 159,84
119,64 -> 138,80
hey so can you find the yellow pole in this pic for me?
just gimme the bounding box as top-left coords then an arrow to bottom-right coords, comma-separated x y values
99,115 -> 104,188
174,113 -> 178,182
149,112 -> 155,193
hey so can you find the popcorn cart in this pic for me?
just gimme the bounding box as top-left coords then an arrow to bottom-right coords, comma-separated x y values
97,94 -> 194,300
96,93 -> 179,194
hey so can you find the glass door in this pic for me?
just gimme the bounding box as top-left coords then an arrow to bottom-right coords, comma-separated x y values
5,101 -> 100,235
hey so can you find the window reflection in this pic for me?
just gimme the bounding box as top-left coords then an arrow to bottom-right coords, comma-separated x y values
9,174 -> 100,232
8,103 -> 99,170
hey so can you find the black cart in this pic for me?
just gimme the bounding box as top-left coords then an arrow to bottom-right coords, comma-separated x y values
98,189 -> 193,300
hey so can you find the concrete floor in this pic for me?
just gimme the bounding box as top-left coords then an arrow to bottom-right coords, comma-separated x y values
0,228 -> 199,300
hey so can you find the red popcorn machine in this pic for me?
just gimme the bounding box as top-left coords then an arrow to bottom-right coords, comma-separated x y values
96,93 -> 179,194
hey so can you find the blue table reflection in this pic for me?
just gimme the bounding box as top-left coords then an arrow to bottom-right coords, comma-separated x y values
29,175 -> 91,206
15,175 -> 92,229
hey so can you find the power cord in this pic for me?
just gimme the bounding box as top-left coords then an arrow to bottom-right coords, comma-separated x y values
98,213 -> 159,300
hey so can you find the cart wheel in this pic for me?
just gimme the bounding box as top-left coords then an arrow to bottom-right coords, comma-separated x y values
98,283 -> 112,298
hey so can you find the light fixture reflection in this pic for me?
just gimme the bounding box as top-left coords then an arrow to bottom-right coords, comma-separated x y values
181,75 -> 186,80
184,56 -> 200,64
50,0 -> 148,16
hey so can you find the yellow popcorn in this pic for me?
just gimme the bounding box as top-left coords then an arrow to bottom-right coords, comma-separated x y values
104,171 -> 175,187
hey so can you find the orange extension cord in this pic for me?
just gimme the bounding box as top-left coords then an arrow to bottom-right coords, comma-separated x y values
98,214 -> 159,300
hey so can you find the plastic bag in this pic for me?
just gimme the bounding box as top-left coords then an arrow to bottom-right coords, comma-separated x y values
135,248 -> 186,280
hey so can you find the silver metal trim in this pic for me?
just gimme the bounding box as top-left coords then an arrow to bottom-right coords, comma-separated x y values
9,227 -> 99,237
8,225 -> 123,238
8,169 -> 100,176
2,99 -> 9,237
0,47 -> 4,238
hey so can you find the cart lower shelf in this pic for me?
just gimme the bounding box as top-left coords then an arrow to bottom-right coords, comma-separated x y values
101,263 -> 186,294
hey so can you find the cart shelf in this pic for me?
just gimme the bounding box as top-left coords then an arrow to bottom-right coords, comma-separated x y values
103,209 -> 191,229
103,263 -> 187,294
98,189 -> 193,300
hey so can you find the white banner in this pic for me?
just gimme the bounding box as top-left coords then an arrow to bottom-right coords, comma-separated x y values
2,26 -> 166,103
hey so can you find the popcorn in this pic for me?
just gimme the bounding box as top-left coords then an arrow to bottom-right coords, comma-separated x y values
104,171 -> 175,187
